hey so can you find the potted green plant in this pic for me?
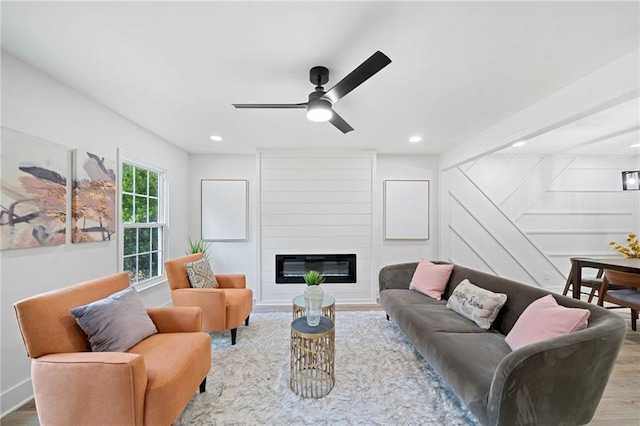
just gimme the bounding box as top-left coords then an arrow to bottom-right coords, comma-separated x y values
186,236 -> 211,260
303,270 -> 325,286
303,270 -> 325,326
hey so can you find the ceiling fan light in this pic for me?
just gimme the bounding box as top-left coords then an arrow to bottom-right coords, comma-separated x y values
306,99 -> 333,122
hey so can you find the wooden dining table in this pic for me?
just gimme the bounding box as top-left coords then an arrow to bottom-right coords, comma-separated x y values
566,257 -> 640,300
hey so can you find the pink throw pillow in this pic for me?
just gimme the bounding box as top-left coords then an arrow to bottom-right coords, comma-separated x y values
505,294 -> 590,351
409,261 -> 454,300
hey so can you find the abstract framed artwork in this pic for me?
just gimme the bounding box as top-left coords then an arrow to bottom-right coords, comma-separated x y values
71,150 -> 117,243
384,179 -> 430,240
1,127 -> 68,249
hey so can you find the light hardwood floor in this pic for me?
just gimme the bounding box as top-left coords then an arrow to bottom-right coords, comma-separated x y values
2,309 -> 638,426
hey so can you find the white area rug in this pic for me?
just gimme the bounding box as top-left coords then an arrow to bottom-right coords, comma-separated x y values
175,311 -> 480,426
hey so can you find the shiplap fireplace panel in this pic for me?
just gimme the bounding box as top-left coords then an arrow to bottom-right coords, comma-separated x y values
259,151 -> 374,303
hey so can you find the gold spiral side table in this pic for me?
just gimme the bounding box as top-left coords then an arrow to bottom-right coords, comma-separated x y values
290,316 -> 335,398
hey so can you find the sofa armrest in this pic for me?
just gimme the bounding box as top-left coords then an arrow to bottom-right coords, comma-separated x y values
147,307 -> 203,332
487,315 -> 627,426
215,274 -> 247,289
32,352 -> 147,426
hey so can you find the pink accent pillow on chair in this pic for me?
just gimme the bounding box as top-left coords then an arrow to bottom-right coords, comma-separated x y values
505,294 -> 590,351
409,261 -> 454,300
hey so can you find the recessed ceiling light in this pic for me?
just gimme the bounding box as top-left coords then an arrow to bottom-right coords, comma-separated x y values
408,136 -> 422,143
631,143 -> 640,148
512,141 -> 526,147
210,135 -> 223,142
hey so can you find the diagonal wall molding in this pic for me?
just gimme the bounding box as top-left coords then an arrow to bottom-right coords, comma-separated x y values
446,166 -> 566,287
442,154 -> 638,291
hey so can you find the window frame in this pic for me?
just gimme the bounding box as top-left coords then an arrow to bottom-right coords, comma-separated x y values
118,150 -> 168,290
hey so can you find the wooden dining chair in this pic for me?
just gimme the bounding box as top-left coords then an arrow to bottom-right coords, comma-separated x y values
597,270 -> 640,331
562,267 -> 604,303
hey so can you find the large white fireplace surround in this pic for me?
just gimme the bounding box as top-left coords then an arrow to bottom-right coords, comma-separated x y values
259,151 -> 375,304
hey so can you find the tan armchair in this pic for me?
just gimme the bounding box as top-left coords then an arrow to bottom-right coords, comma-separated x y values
13,272 -> 211,426
165,253 -> 253,345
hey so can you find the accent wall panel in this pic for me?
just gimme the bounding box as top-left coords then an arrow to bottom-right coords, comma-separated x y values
441,154 -> 638,292
259,151 -> 374,304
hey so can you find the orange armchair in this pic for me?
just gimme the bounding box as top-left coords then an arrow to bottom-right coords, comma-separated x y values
13,272 -> 211,426
165,253 -> 253,345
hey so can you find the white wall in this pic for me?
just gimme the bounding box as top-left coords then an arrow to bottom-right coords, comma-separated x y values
373,154 -> 439,293
0,53 -> 190,416
441,154 -> 639,293
438,49 -> 639,291
187,152 -> 439,305
187,154 -> 258,292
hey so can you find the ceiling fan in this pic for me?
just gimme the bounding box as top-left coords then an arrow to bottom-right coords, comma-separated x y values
232,51 -> 391,133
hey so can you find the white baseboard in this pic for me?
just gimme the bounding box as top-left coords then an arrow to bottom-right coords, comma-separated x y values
1,378 -> 33,419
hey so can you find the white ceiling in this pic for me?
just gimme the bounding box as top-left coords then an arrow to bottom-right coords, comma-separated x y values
2,1 -> 639,155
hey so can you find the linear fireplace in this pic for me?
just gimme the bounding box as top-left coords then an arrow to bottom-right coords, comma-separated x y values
275,254 -> 357,284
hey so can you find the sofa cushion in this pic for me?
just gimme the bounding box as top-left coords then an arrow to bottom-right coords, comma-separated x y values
185,258 -> 219,288
70,287 -> 158,352
379,289 -> 442,321
396,303 -> 490,338
505,294 -> 591,351
128,332 -> 211,425
446,279 -> 507,329
409,260 -> 454,300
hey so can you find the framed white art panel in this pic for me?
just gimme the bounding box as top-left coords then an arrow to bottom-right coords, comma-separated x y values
384,180 -> 429,240
201,179 -> 248,241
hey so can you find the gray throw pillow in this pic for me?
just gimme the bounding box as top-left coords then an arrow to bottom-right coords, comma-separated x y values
445,279 -> 507,329
185,258 -> 219,288
70,287 -> 158,352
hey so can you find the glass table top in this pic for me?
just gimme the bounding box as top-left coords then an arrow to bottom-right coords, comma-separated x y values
292,293 -> 335,308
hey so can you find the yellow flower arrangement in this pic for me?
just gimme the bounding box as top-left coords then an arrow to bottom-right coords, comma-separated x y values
609,233 -> 640,259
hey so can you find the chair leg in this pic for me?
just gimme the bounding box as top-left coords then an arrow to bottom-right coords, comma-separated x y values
632,309 -> 638,332
386,314 -> 390,321
231,328 -> 237,345
562,268 -> 574,296
587,287 -> 597,303
199,377 -> 206,393
245,315 -> 250,326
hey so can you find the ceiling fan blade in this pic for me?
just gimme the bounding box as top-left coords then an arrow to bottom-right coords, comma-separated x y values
329,110 -> 354,134
324,51 -> 391,104
232,103 -> 307,109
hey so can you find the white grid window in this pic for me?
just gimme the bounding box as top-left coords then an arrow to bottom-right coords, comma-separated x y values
121,161 -> 165,284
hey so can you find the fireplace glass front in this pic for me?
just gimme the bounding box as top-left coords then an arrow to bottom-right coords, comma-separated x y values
275,254 -> 356,284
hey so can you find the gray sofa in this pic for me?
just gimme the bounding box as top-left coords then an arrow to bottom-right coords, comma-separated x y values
379,262 -> 627,426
